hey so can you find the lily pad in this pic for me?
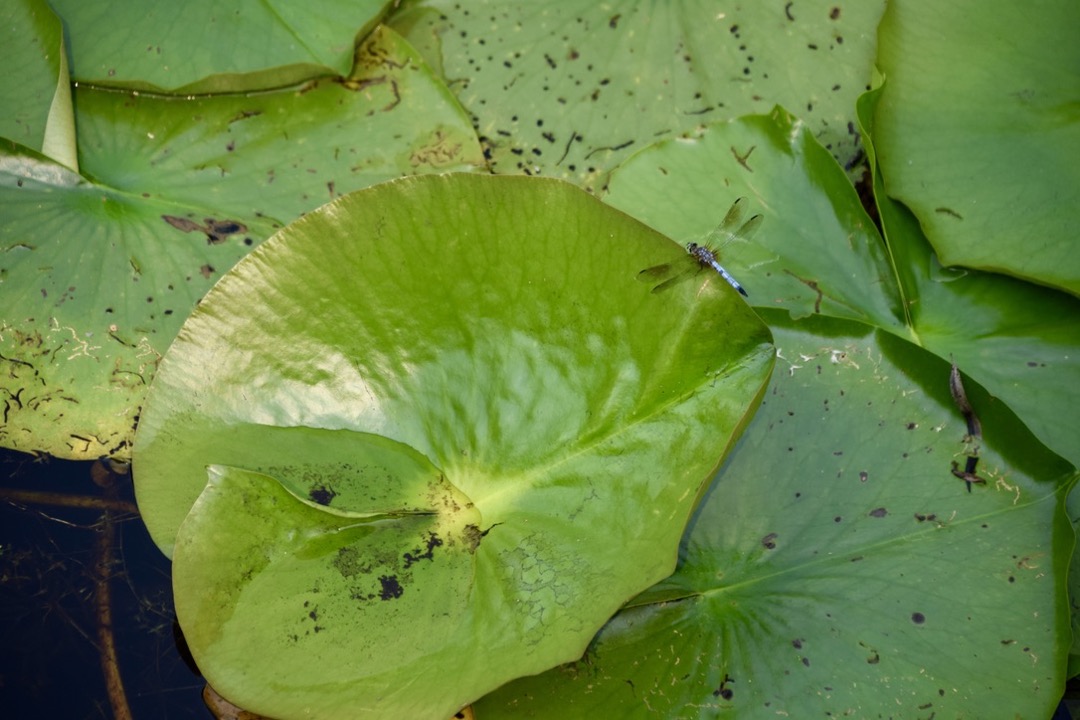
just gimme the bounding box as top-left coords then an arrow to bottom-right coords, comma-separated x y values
0,26 -> 484,460
873,0 -> 1080,295
1,0 -> 76,167
49,0 -> 391,93
473,316 -> 1073,719
603,106 -> 904,329
132,173 -> 774,717
391,0 -> 885,190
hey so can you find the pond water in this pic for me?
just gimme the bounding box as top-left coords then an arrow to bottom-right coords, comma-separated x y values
0,448 -> 208,718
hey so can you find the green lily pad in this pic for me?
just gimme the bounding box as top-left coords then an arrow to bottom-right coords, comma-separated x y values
1,0 -> 76,168
474,316 -> 1073,719
0,26 -> 484,460
174,433 -> 485,719
874,0 -> 1080,295
132,173 -> 774,716
49,0 -> 391,92
391,0 -> 885,190
602,106 -> 904,329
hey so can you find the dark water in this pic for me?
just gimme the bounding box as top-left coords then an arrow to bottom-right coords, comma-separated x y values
0,449 -> 208,719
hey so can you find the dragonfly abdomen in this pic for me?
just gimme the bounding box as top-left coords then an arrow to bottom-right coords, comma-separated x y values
685,242 -> 748,297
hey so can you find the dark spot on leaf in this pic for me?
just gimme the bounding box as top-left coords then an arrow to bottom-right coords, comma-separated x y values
834,516 -> 842,523
309,484 -> 337,506
163,214 -> 201,233
204,218 -> 246,244
869,507 -> 887,518
608,13 -> 620,29
164,214 -> 247,244
912,612 -> 926,624
859,471 -> 868,482
935,206 -> 963,219
830,6 -> 841,19
712,673 -> 734,700
785,2 -> 795,20
801,657 -> 810,667
792,638 -> 803,649
403,532 -> 443,567
906,422 -> 917,430
379,575 -> 403,600
761,532 -> 778,549
1008,576 -> 1015,583
463,524 -> 484,552
867,651 -> 880,664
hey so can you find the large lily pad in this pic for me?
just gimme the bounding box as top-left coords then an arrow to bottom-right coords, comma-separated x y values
873,0 -> 1080,295
474,316 -> 1073,718
391,0 -> 885,190
132,173 -> 774,717
49,0 -> 391,93
0,26 -> 484,460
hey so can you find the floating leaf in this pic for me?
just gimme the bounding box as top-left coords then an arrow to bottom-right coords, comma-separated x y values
603,106 -> 904,328
50,0 -> 391,92
391,0 -> 884,189
133,173 -> 774,717
874,0 -> 1080,295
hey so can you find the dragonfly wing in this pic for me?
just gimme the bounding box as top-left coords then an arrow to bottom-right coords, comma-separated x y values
703,197 -> 751,250
734,213 -> 764,243
650,268 -> 696,294
718,197 -> 748,233
637,262 -> 677,282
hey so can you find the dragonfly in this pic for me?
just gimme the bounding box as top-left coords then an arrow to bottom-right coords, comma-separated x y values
637,197 -> 764,297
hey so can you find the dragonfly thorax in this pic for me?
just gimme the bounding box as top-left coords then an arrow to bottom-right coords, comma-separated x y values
685,241 -> 718,266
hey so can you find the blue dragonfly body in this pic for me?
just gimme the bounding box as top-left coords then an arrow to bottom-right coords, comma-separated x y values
638,197 -> 763,297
